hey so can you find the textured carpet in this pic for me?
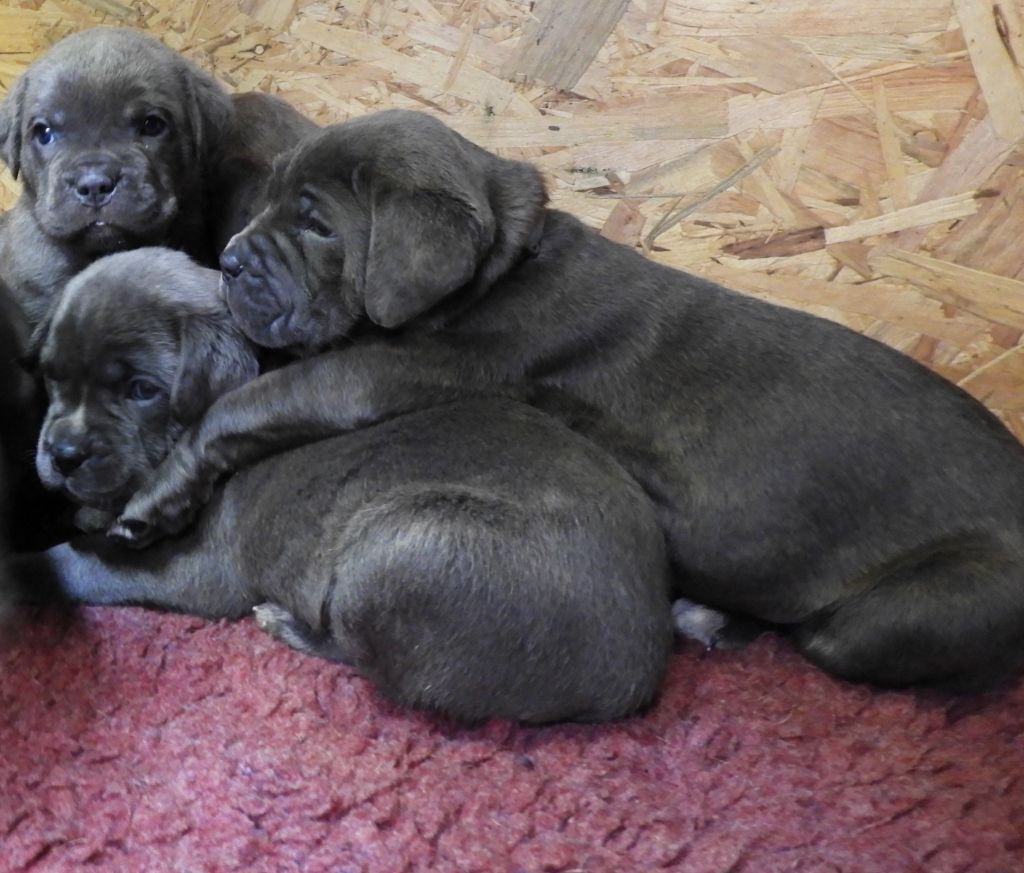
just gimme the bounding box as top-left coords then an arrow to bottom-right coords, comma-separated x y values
1,607 -> 1022,872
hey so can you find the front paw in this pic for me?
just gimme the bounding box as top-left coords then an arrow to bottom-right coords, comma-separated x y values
108,460 -> 215,549
672,598 -> 729,649
671,598 -> 770,651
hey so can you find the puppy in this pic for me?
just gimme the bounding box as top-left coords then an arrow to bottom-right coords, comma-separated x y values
14,247 -> 673,723
117,110 -> 1024,691
0,27 -> 314,328
209,91 -> 319,256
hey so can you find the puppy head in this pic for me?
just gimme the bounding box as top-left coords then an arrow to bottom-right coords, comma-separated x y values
0,27 -> 232,257
219,110 -> 547,351
33,248 -> 258,513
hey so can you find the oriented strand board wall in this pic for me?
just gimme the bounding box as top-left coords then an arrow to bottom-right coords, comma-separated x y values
3,0 -> 1024,438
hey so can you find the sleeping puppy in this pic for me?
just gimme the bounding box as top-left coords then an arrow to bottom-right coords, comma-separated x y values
0,27 -> 313,548
117,110 -> 1024,692
12,247 -> 673,724
0,27 -> 315,328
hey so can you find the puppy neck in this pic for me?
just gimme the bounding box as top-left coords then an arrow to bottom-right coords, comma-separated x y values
2,201 -> 90,328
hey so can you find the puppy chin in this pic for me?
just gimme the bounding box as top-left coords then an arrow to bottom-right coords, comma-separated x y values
40,214 -> 173,255
65,481 -> 134,515
225,282 -> 300,348
77,223 -> 137,256
37,457 -> 135,514
35,193 -> 178,252
35,210 -> 131,249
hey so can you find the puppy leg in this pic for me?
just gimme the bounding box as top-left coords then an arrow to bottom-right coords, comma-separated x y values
252,602 -> 354,663
794,537 -> 1024,690
6,538 -> 253,620
113,343 -> 515,545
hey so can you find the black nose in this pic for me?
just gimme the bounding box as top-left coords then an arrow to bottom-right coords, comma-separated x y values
72,167 -> 118,208
50,439 -> 90,477
220,248 -> 244,279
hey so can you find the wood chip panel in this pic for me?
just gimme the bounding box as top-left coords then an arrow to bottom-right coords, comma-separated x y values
3,0 -> 1024,437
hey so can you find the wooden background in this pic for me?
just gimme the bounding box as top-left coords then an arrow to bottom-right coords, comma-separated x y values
3,0 -> 1024,439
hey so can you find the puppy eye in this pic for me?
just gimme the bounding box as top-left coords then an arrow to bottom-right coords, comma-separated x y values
300,213 -> 335,239
31,123 -> 55,146
127,378 -> 162,402
138,114 -> 168,137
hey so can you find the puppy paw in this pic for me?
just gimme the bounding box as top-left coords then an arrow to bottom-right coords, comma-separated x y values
253,602 -> 294,633
109,462 -> 215,548
672,598 -> 771,650
107,516 -> 164,549
672,598 -> 729,648
253,602 -> 320,656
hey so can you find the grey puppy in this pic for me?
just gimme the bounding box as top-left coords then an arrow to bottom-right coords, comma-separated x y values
0,27 -> 315,327
210,91 -> 318,256
14,247 -> 673,723
118,110 -> 1024,691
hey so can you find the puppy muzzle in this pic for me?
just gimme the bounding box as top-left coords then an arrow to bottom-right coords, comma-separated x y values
37,150 -> 178,249
64,159 -> 121,209
37,425 -> 132,510
221,239 -> 303,348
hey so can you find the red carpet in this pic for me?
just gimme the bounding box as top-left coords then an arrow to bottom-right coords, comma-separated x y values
2,608 -> 1022,872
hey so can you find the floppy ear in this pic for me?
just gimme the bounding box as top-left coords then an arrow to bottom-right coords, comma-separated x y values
475,158 -> 548,288
362,184 -> 494,329
170,315 -> 259,423
0,74 -> 27,179
177,64 -> 233,167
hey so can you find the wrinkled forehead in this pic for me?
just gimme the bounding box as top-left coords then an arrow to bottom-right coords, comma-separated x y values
282,128 -> 380,190
26,47 -> 183,126
264,139 -> 360,215
267,143 -> 315,203
41,288 -> 179,385
278,118 -> 478,201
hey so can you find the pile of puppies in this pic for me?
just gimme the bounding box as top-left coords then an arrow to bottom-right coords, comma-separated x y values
3,28 -> 1024,724
0,28 -> 314,538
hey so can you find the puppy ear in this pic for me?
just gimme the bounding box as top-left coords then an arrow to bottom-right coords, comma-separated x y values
170,315 -> 259,423
0,74 -> 27,179
177,65 -> 233,167
363,185 -> 494,329
475,159 -> 548,288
